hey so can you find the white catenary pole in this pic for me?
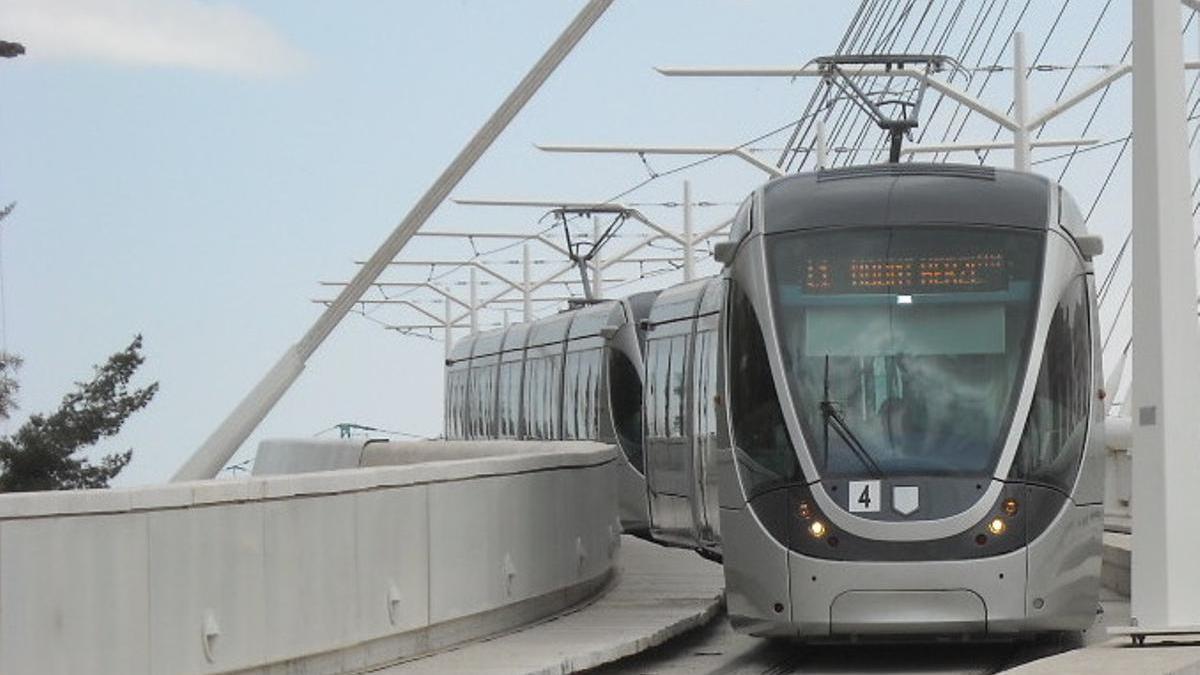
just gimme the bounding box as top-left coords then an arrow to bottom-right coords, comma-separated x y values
469,266 -> 479,335
1012,31 -> 1032,173
1129,0 -> 1200,631
522,242 -> 533,322
816,119 -> 829,169
443,297 -> 453,359
172,0 -> 614,481
682,180 -> 695,282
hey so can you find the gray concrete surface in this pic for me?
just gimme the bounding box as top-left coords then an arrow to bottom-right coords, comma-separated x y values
1002,638 -> 1200,675
375,536 -> 725,674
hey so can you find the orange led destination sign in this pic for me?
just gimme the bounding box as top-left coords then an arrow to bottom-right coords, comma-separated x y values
804,252 -> 1006,294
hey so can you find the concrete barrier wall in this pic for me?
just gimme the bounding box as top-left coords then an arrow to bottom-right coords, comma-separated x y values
0,441 -> 620,675
252,438 -> 614,474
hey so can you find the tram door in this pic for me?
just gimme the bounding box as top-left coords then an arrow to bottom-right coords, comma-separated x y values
644,315 -> 700,547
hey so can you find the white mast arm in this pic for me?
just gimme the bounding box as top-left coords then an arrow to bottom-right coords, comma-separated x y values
172,0 -> 614,481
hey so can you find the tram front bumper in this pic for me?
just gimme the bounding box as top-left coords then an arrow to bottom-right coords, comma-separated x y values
829,589 -> 986,635
788,549 -> 1028,638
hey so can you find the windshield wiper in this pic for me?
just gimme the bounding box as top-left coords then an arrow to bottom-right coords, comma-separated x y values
819,355 -> 884,478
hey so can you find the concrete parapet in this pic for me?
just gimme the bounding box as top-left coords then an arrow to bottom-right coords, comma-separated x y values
0,440 -> 619,675
252,437 -> 614,475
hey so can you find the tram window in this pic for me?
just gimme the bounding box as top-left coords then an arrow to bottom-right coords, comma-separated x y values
1012,276 -> 1091,491
456,372 -> 467,438
453,372 -> 464,438
563,350 -> 600,440
574,353 -> 586,439
523,357 -> 544,439
694,331 -> 718,438
646,339 -> 668,438
609,348 -> 645,471
584,350 -> 600,438
446,370 -> 465,438
468,363 -> 496,438
728,282 -> 800,495
534,358 -> 545,439
497,361 -> 522,438
666,336 -> 688,437
563,353 -> 578,439
768,226 -> 1043,477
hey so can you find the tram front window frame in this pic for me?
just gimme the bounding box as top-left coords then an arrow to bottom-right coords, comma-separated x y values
765,225 -> 1045,479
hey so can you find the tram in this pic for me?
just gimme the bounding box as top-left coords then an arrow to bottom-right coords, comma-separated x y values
443,292 -> 657,533
444,163 -> 1106,640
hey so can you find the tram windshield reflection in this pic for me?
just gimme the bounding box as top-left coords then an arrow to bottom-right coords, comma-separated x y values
768,226 -> 1044,477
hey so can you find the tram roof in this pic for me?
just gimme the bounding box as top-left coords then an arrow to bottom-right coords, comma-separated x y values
648,277 -> 716,325
762,163 -> 1053,234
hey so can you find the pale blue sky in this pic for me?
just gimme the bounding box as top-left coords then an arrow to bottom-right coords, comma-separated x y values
0,1 -> 1164,484
0,1 -> 865,484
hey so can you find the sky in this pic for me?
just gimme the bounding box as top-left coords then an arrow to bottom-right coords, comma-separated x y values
0,1 -> 1189,485
0,1 -> 865,484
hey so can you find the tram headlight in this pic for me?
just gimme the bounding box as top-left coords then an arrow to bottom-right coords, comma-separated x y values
797,500 -> 813,520
808,520 -> 827,538
1002,498 -> 1019,516
987,517 -> 1007,536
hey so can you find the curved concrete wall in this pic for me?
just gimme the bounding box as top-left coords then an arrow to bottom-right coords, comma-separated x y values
0,441 -> 620,675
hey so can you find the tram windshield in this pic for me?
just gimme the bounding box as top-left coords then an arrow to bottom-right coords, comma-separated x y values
768,226 -> 1043,477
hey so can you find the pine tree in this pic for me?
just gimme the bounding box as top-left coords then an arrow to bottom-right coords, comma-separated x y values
0,336 -> 157,492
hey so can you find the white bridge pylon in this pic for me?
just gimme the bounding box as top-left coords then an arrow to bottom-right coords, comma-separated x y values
1120,0 -> 1200,640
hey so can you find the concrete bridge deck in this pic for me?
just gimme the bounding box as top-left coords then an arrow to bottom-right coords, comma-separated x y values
380,536 -> 724,674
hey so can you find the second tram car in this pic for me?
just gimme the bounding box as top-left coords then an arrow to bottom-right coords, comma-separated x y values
444,163 -> 1105,640
444,293 -> 656,533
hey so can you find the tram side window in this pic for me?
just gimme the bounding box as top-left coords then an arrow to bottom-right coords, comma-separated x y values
648,336 -> 676,437
523,357 -> 545,439
549,355 -> 563,439
526,353 -> 564,440
581,349 -> 600,439
446,369 -> 465,439
645,339 -> 666,438
694,331 -> 718,439
497,361 -> 522,438
728,282 -> 800,495
667,336 -> 688,437
609,348 -> 645,472
443,374 -> 453,437
468,363 -> 496,439
456,371 -> 467,438
454,372 -> 466,438
563,353 -> 579,439
1012,276 -> 1091,492
564,351 -> 600,440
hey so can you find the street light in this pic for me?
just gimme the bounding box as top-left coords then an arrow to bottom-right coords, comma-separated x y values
0,41 -> 25,59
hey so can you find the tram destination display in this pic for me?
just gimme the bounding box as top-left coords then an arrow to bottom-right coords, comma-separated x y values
803,250 -> 1007,294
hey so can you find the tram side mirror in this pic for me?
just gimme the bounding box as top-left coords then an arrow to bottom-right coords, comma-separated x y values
713,241 -> 737,265
1075,234 -> 1104,260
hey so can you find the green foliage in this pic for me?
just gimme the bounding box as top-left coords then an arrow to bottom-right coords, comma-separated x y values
0,336 -> 157,492
0,351 -> 22,421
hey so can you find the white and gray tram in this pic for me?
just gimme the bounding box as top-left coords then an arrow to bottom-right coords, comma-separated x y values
444,292 -> 656,533
444,163 -> 1106,640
